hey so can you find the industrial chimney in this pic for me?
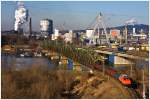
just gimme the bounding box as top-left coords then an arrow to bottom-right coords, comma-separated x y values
133,27 -> 136,35
29,17 -> 32,35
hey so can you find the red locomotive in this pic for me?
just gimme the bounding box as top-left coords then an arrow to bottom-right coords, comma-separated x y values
93,61 -> 132,86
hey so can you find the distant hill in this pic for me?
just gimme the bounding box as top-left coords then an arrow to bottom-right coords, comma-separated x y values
107,24 -> 149,34
74,24 -> 149,34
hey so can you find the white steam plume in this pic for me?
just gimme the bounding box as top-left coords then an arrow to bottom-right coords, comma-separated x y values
125,18 -> 137,25
14,1 -> 28,31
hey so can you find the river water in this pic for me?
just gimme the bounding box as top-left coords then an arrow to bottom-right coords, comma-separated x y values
1,53 -> 148,71
1,53 -> 56,70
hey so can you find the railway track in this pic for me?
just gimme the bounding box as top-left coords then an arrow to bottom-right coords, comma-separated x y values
126,88 -> 141,99
108,75 -> 134,98
94,70 -> 139,99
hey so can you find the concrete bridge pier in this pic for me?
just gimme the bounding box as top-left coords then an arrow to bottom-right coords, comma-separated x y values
108,54 -> 134,65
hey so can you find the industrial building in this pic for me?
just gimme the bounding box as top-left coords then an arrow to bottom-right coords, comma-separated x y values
40,19 -> 53,38
109,29 -> 121,43
86,29 -> 94,39
110,29 -> 120,38
64,30 -> 73,43
132,29 -> 147,40
85,29 -> 100,45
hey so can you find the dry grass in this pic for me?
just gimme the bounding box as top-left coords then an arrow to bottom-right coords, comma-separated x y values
1,65 -> 76,99
2,63 -> 146,99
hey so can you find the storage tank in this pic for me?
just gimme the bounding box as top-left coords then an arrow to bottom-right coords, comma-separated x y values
40,19 -> 53,36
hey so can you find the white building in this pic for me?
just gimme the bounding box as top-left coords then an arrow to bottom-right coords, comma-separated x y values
86,29 -> 94,39
64,30 -> 73,43
86,29 -> 102,45
52,29 -> 60,40
133,28 -> 136,35
132,34 -> 147,39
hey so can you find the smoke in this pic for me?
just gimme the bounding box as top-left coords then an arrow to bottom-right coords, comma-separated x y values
125,18 -> 137,25
14,1 -> 28,31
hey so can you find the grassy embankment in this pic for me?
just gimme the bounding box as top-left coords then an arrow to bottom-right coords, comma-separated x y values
2,64 -> 137,99
1,65 -> 81,99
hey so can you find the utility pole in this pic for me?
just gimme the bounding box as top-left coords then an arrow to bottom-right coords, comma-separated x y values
102,57 -> 107,76
102,60 -> 105,75
119,36 -> 121,45
142,68 -> 146,99
125,25 -> 128,44
97,14 -> 100,45
97,25 -> 100,45
29,17 -> 32,36
130,63 -> 133,77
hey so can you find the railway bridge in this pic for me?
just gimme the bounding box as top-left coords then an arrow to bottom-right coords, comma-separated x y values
94,49 -> 149,65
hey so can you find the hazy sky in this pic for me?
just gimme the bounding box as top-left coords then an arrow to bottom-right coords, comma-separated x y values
1,1 -> 149,31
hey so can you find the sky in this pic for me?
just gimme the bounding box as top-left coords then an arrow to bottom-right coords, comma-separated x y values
1,1 -> 149,31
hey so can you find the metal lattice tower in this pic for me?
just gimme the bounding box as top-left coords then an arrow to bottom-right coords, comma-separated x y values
90,12 -> 110,47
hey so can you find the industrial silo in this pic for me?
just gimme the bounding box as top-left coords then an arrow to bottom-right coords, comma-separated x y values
40,19 -> 53,37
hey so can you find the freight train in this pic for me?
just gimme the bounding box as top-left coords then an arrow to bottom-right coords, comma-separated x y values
94,61 -> 132,86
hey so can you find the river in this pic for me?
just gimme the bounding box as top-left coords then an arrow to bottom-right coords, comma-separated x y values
1,53 -> 56,70
1,53 -> 148,72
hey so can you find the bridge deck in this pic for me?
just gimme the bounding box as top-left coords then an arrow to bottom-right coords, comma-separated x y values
94,50 -> 149,61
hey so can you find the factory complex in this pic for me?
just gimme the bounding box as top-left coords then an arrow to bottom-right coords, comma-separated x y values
1,1 -> 149,99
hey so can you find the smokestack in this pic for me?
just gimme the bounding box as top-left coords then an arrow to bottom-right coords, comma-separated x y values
133,27 -> 136,35
29,17 -> 32,35
14,1 -> 28,31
